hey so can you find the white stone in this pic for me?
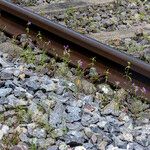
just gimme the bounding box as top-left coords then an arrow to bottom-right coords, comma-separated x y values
97,121 -> 107,128
122,132 -> 133,142
0,130 -> 4,140
102,86 -> 109,94
1,125 -> 9,135
74,146 -> 86,150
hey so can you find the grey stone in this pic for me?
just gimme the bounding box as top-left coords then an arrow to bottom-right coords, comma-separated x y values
48,92 -> 69,103
84,127 -> 93,138
0,88 -> 12,97
97,120 -> 107,129
0,81 -> 5,88
27,123 -> 36,136
97,84 -> 114,96
24,79 -> 40,91
34,90 -> 47,99
81,80 -> 96,94
40,99 -> 56,112
11,145 -> 28,150
0,68 -> 14,80
38,138 -> 55,148
59,142 -> 68,150
83,95 -> 94,104
66,122 -> 83,131
132,143 -> 145,150
55,85 -> 65,95
32,128 -> 46,138
7,94 -> 28,107
107,144 -> 126,150
68,98 -> 82,107
53,128 -> 64,137
81,114 -> 92,126
47,145 -> 58,150
97,141 -> 108,150
136,134 -> 150,147
101,100 -> 120,116
28,102 -> 38,114
40,81 -> 56,92
0,57 -> 10,68
83,142 -> 94,150
0,105 -> 5,112
5,80 -> 17,89
0,97 -> 8,105
64,131 -> 85,144
49,102 -> 66,128
14,87 -> 26,98
66,106 -> 81,122
67,82 -> 78,92
113,135 -> 127,148
19,133 -> 29,142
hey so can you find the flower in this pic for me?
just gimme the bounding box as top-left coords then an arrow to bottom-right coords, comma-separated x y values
132,83 -> 139,93
64,45 -> 69,51
115,81 -> 120,86
77,60 -> 83,67
27,21 -> 31,26
141,87 -> 146,94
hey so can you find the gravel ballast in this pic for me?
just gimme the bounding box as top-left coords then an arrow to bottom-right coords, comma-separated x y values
0,31 -> 150,150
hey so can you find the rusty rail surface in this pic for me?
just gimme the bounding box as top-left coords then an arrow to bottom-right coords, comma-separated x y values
0,0 -> 150,99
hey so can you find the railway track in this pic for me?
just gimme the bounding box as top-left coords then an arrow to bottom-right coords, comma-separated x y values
0,0 -> 150,99
13,0 -> 150,63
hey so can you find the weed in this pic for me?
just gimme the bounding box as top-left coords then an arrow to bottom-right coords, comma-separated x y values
3,132 -> 20,148
126,41 -> 145,53
62,45 -> 71,64
46,58 -> 57,73
64,7 -> 76,22
15,106 -> 26,124
87,57 -> 99,82
104,69 -> 110,83
75,60 -> 84,78
56,46 -> 71,76
39,51 -> 48,66
37,120 -> 54,135
30,140 -> 37,150
124,62 -> 132,81
74,60 -> 84,89
36,31 -> 43,42
21,46 -> 36,64
0,114 -> 5,123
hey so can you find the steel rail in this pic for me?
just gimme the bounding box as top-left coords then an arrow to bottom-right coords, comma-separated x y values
0,0 -> 150,99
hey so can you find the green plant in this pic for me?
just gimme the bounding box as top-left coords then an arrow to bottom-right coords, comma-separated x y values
126,41 -> 145,53
37,120 -> 53,134
36,31 -> 43,42
75,60 -> 84,78
62,45 -> 71,64
3,132 -> 20,148
143,33 -> 150,42
21,46 -> 36,64
104,69 -> 110,83
30,140 -> 37,150
46,58 -> 57,72
124,62 -> 132,81
65,7 -> 76,21
15,106 -> 27,124
88,57 -> 99,82
39,51 -> 48,66
0,114 -> 5,123
56,46 -> 71,76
